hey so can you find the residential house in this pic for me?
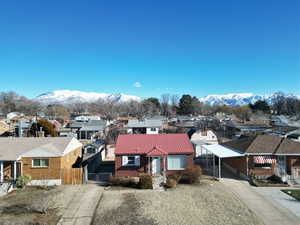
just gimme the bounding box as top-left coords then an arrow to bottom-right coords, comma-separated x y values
15,119 -> 32,137
224,120 -> 270,138
220,135 -> 300,184
75,115 -> 101,122
0,137 -> 82,185
191,129 -> 219,157
114,134 -> 194,177
127,119 -> 163,134
68,120 -> 107,139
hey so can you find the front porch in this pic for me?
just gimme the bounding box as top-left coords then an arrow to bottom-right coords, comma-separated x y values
0,160 -> 21,183
145,146 -> 168,178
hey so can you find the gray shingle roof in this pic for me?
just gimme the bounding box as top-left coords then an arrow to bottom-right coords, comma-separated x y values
222,135 -> 284,155
127,119 -> 163,128
0,137 -> 78,161
276,139 -> 300,155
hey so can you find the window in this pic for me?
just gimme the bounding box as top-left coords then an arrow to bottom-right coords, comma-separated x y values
167,155 -> 187,170
254,163 -> 272,169
127,156 -> 136,165
150,128 -> 156,131
122,156 -> 140,166
86,147 -> 95,154
32,159 -> 49,167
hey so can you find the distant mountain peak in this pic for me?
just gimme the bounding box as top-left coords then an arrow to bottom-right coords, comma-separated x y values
35,90 -> 141,104
199,92 -> 299,106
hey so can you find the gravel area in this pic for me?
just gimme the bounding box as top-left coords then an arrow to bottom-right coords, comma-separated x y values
92,178 -> 263,225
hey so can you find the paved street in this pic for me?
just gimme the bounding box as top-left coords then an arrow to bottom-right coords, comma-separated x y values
222,178 -> 300,225
57,184 -> 104,225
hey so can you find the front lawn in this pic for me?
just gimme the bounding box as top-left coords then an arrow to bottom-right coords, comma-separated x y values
92,178 -> 264,225
282,189 -> 300,201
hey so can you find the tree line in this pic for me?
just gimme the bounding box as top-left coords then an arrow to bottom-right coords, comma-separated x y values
1,91 -> 299,122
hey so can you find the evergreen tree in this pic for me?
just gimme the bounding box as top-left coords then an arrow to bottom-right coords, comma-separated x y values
177,95 -> 194,115
30,119 -> 58,137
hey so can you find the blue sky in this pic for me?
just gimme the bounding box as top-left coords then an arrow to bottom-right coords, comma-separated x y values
0,0 -> 299,98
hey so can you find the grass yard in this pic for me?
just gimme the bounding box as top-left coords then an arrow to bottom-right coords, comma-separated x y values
92,177 -> 263,225
282,189 -> 300,201
0,185 -> 80,225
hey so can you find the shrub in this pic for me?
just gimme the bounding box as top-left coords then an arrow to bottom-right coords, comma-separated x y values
168,174 -> 182,183
180,165 -> 202,184
267,174 -> 283,184
16,175 -> 32,188
109,176 -> 138,188
165,178 -> 177,188
138,174 -> 153,189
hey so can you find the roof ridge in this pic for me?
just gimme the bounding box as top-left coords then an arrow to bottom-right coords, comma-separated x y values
273,136 -> 285,154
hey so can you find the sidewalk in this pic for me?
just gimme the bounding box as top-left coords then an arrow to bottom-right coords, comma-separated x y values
57,184 -> 103,225
222,179 -> 299,225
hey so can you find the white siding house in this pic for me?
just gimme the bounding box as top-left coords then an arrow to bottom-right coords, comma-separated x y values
191,130 -> 218,157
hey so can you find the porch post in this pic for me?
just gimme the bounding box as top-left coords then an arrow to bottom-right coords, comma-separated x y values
0,161 -> 3,183
14,161 -> 17,180
213,155 -> 215,177
206,148 -> 208,172
246,155 -> 249,177
163,156 -> 166,174
218,157 -> 221,179
148,157 -> 151,174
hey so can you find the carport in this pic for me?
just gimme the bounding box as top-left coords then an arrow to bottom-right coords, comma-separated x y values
202,144 -> 244,179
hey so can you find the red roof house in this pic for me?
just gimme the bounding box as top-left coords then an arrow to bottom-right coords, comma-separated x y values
115,134 -> 195,177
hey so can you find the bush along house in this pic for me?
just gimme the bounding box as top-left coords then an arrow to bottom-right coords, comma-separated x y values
114,134 -> 194,180
220,134 -> 300,185
0,137 -> 82,187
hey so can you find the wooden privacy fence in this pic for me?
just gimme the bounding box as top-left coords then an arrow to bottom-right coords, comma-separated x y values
61,168 -> 83,185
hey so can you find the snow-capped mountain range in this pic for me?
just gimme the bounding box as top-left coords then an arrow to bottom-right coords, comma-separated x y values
35,90 -> 141,104
35,90 -> 299,106
199,92 -> 300,106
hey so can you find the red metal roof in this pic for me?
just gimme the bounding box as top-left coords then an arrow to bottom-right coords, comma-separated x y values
115,134 -> 194,155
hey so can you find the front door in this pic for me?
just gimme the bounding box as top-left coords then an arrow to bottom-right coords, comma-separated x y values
278,156 -> 286,175
152,157 -> 161,175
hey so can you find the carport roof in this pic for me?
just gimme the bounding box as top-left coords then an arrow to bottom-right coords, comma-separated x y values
202,144 -> 244,158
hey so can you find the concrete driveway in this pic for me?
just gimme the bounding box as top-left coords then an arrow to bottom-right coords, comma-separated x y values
222,179 -> 300,225
253,187 -> 300,219
57,184 -> 104,225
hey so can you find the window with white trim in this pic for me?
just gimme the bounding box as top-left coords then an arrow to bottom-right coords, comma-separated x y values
167,155 -> 187,170
150,128 -> 156,131
32,159 -> 49,167
122,156 -> 140,166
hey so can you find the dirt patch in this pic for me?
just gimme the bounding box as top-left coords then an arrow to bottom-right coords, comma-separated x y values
0,185 -> 80,225
92,192 -> 158,225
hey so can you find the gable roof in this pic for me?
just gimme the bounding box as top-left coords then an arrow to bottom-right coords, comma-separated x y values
222,136 -> 256,153
147,146 -> 168,156
276,138 -> 300,155
222,135 -> 283,155
115,134 -> 194,155
0,137 -> 82,161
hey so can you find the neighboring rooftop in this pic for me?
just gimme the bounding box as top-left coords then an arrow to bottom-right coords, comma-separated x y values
127,119 -> 163,128
222,134 -> 300,155
115,134 -> 194,155
276,138 -> 300,155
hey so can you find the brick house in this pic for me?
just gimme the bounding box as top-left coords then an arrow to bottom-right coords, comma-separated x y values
115,134 -> 194,177
221,135 -> 300,183
0,137 -> 82,185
